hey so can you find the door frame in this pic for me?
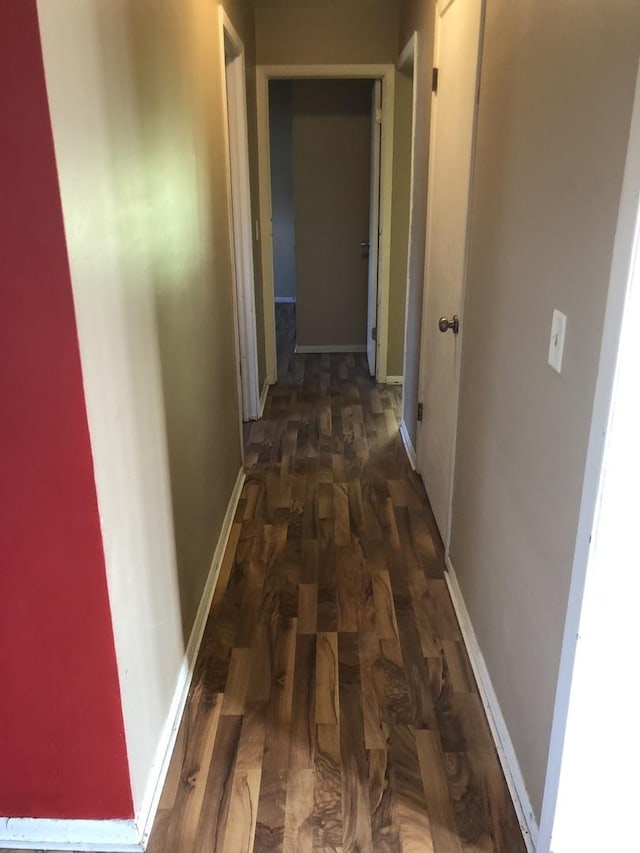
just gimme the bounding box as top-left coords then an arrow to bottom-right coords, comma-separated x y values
256,63 -> 396,384
219,9 -> 261,430
416,0 -> 486,551
367,79 -> 382,377
397,32 -> 419,447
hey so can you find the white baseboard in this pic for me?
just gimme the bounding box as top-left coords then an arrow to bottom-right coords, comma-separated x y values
444,558 -> 539,853
399,419 -> 417,470
295,344 -> 367,354
274,296 -> 296,303
135,466 -> 246,848
0,467 -> 247,853
0,818 -> 141,851
259,379 -> 270,417
385,375 -> 403,385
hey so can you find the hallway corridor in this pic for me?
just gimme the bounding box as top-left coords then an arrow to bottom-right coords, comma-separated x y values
147,355 -> 526,852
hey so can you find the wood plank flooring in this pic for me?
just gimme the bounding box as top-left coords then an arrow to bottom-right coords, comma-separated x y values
147,352 -> 526,853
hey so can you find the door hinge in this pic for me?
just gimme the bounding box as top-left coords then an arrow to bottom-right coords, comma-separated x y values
432,67 -> 439,94
375,107 -> 383,124
371,326 -> 377,342
417,402 -> 423,421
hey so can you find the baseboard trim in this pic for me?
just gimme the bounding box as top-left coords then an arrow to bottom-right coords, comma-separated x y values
274,296 -> 296,303
0,818 -> 141,851
385,375 -> 403,385
444,558 -> 539,853
3,467 -> 248,852
135,465 -> 246,848
259,379 -> 270,418
399,419 -> 417,470
295,344 -> 367,354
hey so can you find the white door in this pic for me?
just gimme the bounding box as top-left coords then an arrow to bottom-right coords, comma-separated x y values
416,0 -> 484,543
367,80 -> 382,377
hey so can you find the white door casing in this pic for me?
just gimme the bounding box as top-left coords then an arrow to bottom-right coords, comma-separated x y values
220,9 -> 260,424
256,65 -> 395,384
367,80 -> 382,377
416,0 -> 484,545
398,32 -> 419,431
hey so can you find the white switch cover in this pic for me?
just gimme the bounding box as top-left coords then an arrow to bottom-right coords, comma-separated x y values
548,309 -> 567,373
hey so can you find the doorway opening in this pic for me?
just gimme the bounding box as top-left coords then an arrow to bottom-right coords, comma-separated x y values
220,9 -> 260,429
257,64 -> 396,386
268,77 -> 378,380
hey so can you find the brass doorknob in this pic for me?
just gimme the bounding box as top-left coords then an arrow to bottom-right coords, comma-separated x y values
438,315 -> 459,334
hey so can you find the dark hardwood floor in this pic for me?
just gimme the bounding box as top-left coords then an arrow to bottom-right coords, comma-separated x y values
146,349 -> 526,852
0,317 -> 526,853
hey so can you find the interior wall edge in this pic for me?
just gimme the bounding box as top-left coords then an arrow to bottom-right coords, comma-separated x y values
0,0 -> 132,819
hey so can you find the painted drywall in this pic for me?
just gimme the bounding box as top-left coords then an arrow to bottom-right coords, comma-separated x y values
255,3 -> 399,66
398,3 -> 436,442
387,67 -> 413,377
0,0 -> 131,820
292,79 -> 372,349
38,0 -> 246,813
269,80 -> 297,301
449,0 -> 640,818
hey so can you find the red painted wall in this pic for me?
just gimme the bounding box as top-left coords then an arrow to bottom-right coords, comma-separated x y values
0,0 -> 133,820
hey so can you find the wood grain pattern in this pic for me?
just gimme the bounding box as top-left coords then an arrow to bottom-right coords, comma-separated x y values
284,769 -> 315,852
138,353 -> 525,853
316,632 -> 339,725
221,769 -> 261,853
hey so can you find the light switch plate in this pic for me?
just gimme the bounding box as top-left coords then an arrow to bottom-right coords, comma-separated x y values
548,309 -> 567,374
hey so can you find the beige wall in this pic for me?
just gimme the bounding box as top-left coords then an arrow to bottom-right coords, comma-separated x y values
255,3 -> 399,66
450,0 -> 640,819
292,79 -> 372,348
38,0 -> 249,811
398,1 -> 436,440
387,67 -> 413,377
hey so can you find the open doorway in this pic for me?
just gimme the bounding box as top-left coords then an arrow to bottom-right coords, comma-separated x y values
268,78 -> 377,379
257,64 -> 396,386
